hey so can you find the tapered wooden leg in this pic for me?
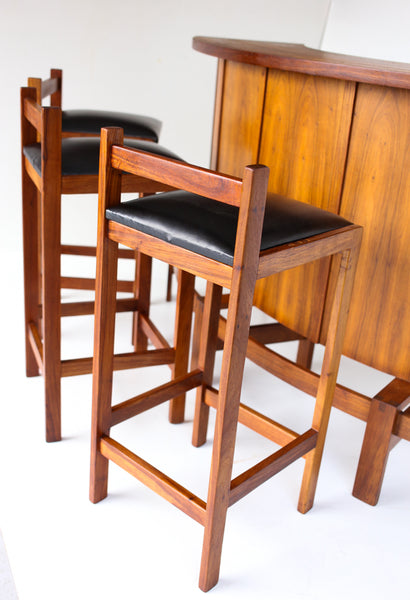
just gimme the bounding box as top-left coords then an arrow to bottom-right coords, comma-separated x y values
352,379 -> 410,505
166,265 -> 174,301
90,126 -> 123,502
192,283 -> 222,447
132,252 -> 152,351
90,236 -> 119,503
168,270 -> 195,423
199,191 -> 264,591
41,168 -> 62,441
199,280 -> 258,590
22,173 -> 41,377
296,339 -> 314,369
298,242 -> 361,513
190,292 -> 204,369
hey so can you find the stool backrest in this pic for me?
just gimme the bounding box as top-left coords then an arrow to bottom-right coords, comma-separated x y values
98,126 -> 270,286
27,68 -> 62,108
21,86 -> 62,193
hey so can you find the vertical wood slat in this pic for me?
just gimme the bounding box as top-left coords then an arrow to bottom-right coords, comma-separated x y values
41,104 -> 63,442
210,58 -> 226,171
298,231 -> 362,513
254,71 -> 356,342
215,60 -> 267,177
21,88 -> 41,377
198,165 -> 269,591
169,270 -> 195,423
337,84 -> 410,380
90,127 -> 123,503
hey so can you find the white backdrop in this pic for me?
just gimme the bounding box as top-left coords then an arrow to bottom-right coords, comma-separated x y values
1,0 -> 331,251
1,0 -> 409,252
322,0 -> 410,61
1,3 -> 410,598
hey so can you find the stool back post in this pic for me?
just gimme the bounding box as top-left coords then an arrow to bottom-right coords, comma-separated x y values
21,86 -> 63,440
199,164 -> 269,590
28,69 -> 62,107
49,68 -> 62,107
298,229 -> 362,513
21,86 -> 41,377
90,127 -> 123,502
40,101 -> 63,442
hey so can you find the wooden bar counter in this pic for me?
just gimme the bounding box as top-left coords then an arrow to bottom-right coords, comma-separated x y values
193,36 -> 410,504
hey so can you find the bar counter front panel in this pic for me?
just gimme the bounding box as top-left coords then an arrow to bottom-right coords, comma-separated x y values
195,36 -> 410,382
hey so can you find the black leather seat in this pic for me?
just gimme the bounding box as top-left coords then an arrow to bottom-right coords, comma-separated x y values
106,190 -> 352,266
62,110 -> 161,142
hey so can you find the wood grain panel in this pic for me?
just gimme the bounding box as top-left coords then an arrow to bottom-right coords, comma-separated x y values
216,61 -> 267,177
338,84 -> 410,379
254,70 -> 355,340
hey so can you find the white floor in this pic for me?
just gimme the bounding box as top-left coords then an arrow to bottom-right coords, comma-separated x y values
1,253 -> 410,600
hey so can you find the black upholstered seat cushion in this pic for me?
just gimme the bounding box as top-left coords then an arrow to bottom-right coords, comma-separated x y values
23,138 -> 182,177
106,191 -> 352,266
62,110 -> 161,142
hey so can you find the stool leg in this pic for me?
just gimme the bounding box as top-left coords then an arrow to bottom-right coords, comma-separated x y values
192,283 -> 222,447
190,292 -> 204,370
199,274 -> 257,591
296,339 -> 314,369
168,269 -> 195,423
352,379 -> 410,505
41,148 -> 62,442
166,265 -> 174,301
22,173 -> 41,377
298,245 -> 360,513
42,199 -> 62,443
90,236 -> 119,503
352,398 -> 398,505
132,252 -> 152,351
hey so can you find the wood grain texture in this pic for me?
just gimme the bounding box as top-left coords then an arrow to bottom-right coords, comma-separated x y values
41,104 -> 63,442
21,78 -> 177,442
215,60 -> 267,177
255,71 -> 355,340
99,436 -> 207,525
89,126 -> 364,589
195,37 -> 410,509
338,84 -> 410,379
352,378 -> 410,505
193,37 -> 410,89
21,88 -> 41,377
108,220 -> 233,289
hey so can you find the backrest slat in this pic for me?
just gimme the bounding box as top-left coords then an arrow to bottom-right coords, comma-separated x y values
111,143 -> 243,207
41,77 -> 60,100
27,69 -> 62,107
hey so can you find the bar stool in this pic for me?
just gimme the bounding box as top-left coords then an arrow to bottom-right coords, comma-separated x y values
27,67 -> 173,309
21,87 -> 181,443
90,127 -> 362,591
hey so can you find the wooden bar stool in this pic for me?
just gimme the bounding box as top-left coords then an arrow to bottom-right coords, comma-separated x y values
90,127 -> 362,591
21,87 -> 181,443
29,68 -> 176,305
